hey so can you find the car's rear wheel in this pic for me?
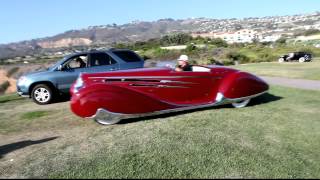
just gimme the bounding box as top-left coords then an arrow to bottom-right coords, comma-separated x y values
31,84 -> 53,105
299,57 -> 306,63
278,58 -> 285,63
232,99 -> 250,108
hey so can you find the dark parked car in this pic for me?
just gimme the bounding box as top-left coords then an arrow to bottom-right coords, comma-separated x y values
17,49 -> 144,105
278,52 -> 312,63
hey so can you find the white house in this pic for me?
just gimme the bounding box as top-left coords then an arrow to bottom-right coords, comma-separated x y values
192,29 -> 259,43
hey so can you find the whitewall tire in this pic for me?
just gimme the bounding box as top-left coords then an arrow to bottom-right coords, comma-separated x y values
278,58 -> 285,63
299,57 -> 306,63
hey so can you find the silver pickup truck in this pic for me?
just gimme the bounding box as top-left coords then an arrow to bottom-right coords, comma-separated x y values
17,49 -> 144,105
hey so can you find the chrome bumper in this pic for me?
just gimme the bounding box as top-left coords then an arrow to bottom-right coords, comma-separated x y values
17,91 -> 29,97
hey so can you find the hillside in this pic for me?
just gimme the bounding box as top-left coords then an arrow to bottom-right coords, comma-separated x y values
1,12 -> 320,60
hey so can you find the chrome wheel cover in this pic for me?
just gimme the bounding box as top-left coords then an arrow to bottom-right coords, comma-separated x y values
232,99 -> 250,108
95,118 -> 121,125
94,109 -> 122,125
34,87 -> 51,103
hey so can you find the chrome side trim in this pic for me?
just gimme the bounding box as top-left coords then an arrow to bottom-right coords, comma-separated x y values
129,84 -> 189,88
91,91 -> 268,125
89,76 -> 213,79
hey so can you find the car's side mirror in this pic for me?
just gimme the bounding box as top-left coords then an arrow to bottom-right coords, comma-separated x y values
57,65 -> 63,71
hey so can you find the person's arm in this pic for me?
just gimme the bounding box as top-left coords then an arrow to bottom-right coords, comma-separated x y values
175,67 -> 182,72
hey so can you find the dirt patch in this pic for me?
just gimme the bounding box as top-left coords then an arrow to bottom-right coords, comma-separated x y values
0,70 -> 17,94
0,63 -> 52,94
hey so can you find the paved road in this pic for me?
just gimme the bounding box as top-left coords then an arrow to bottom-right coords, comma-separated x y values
260,76 -> 320,91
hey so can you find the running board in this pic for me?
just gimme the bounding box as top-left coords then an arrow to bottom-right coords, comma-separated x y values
90,91 -> 268,125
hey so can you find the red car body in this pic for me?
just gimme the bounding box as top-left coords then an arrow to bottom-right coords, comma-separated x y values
70,66 -> 268,125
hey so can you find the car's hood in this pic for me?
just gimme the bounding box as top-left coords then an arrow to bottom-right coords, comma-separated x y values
24,70 -> 51,78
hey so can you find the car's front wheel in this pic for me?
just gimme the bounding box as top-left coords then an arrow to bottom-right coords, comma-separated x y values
31,84 -> 54,105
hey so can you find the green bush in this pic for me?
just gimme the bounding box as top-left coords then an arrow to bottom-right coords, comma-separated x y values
257,52 -> 278,62
226,51 -> 250,64
209,38 -> 228,47
183,44 -> 199,55
275,37 -> 287,45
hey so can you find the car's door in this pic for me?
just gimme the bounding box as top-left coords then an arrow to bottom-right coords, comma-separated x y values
88,52 -> 120,72
137,68 -> 215,105
53,54 -> 89,93
161,70 -> 215,105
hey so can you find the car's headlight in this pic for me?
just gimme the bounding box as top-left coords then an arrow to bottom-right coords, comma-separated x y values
17,76 -> 30,86
73,76 -> 84,93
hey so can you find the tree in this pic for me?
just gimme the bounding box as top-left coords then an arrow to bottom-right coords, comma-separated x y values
160,33 -> 193,46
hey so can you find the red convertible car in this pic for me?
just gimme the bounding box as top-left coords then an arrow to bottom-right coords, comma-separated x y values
70,65 -> 269,125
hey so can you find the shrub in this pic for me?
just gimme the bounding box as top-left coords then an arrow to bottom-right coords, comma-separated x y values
209,38 -> 228,47
226,51 -> 250,64
258,52 -> 278,62
184,44 -> 198,53
275,37 -> 287,45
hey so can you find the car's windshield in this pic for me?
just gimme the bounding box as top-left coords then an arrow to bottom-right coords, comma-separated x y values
47,57 -> 67,71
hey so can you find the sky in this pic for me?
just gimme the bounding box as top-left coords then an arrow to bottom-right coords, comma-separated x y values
0,0 -> 320,44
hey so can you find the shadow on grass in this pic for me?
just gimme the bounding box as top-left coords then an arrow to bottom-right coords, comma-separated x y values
119,93 -> 283,125
0,137 -> 59,159
248,93 -> 283,107
54,94 -> 71,103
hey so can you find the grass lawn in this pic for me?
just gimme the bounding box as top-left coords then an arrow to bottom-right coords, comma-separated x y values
0,86 -> 320,178
233,59 -> 320,80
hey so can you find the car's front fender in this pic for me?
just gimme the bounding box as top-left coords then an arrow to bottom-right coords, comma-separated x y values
218,71 -> 269,99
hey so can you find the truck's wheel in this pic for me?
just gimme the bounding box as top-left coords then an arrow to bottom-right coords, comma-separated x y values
299,57 -> 306,63
31,84 -> 54,105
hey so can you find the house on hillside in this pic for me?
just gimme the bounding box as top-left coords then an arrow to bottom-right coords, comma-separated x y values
192,29 -> 259,43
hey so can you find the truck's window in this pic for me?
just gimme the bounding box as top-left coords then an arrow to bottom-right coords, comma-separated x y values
113,51 -> 141,62
90,53 -> 116,66
65,55 -> 88,69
